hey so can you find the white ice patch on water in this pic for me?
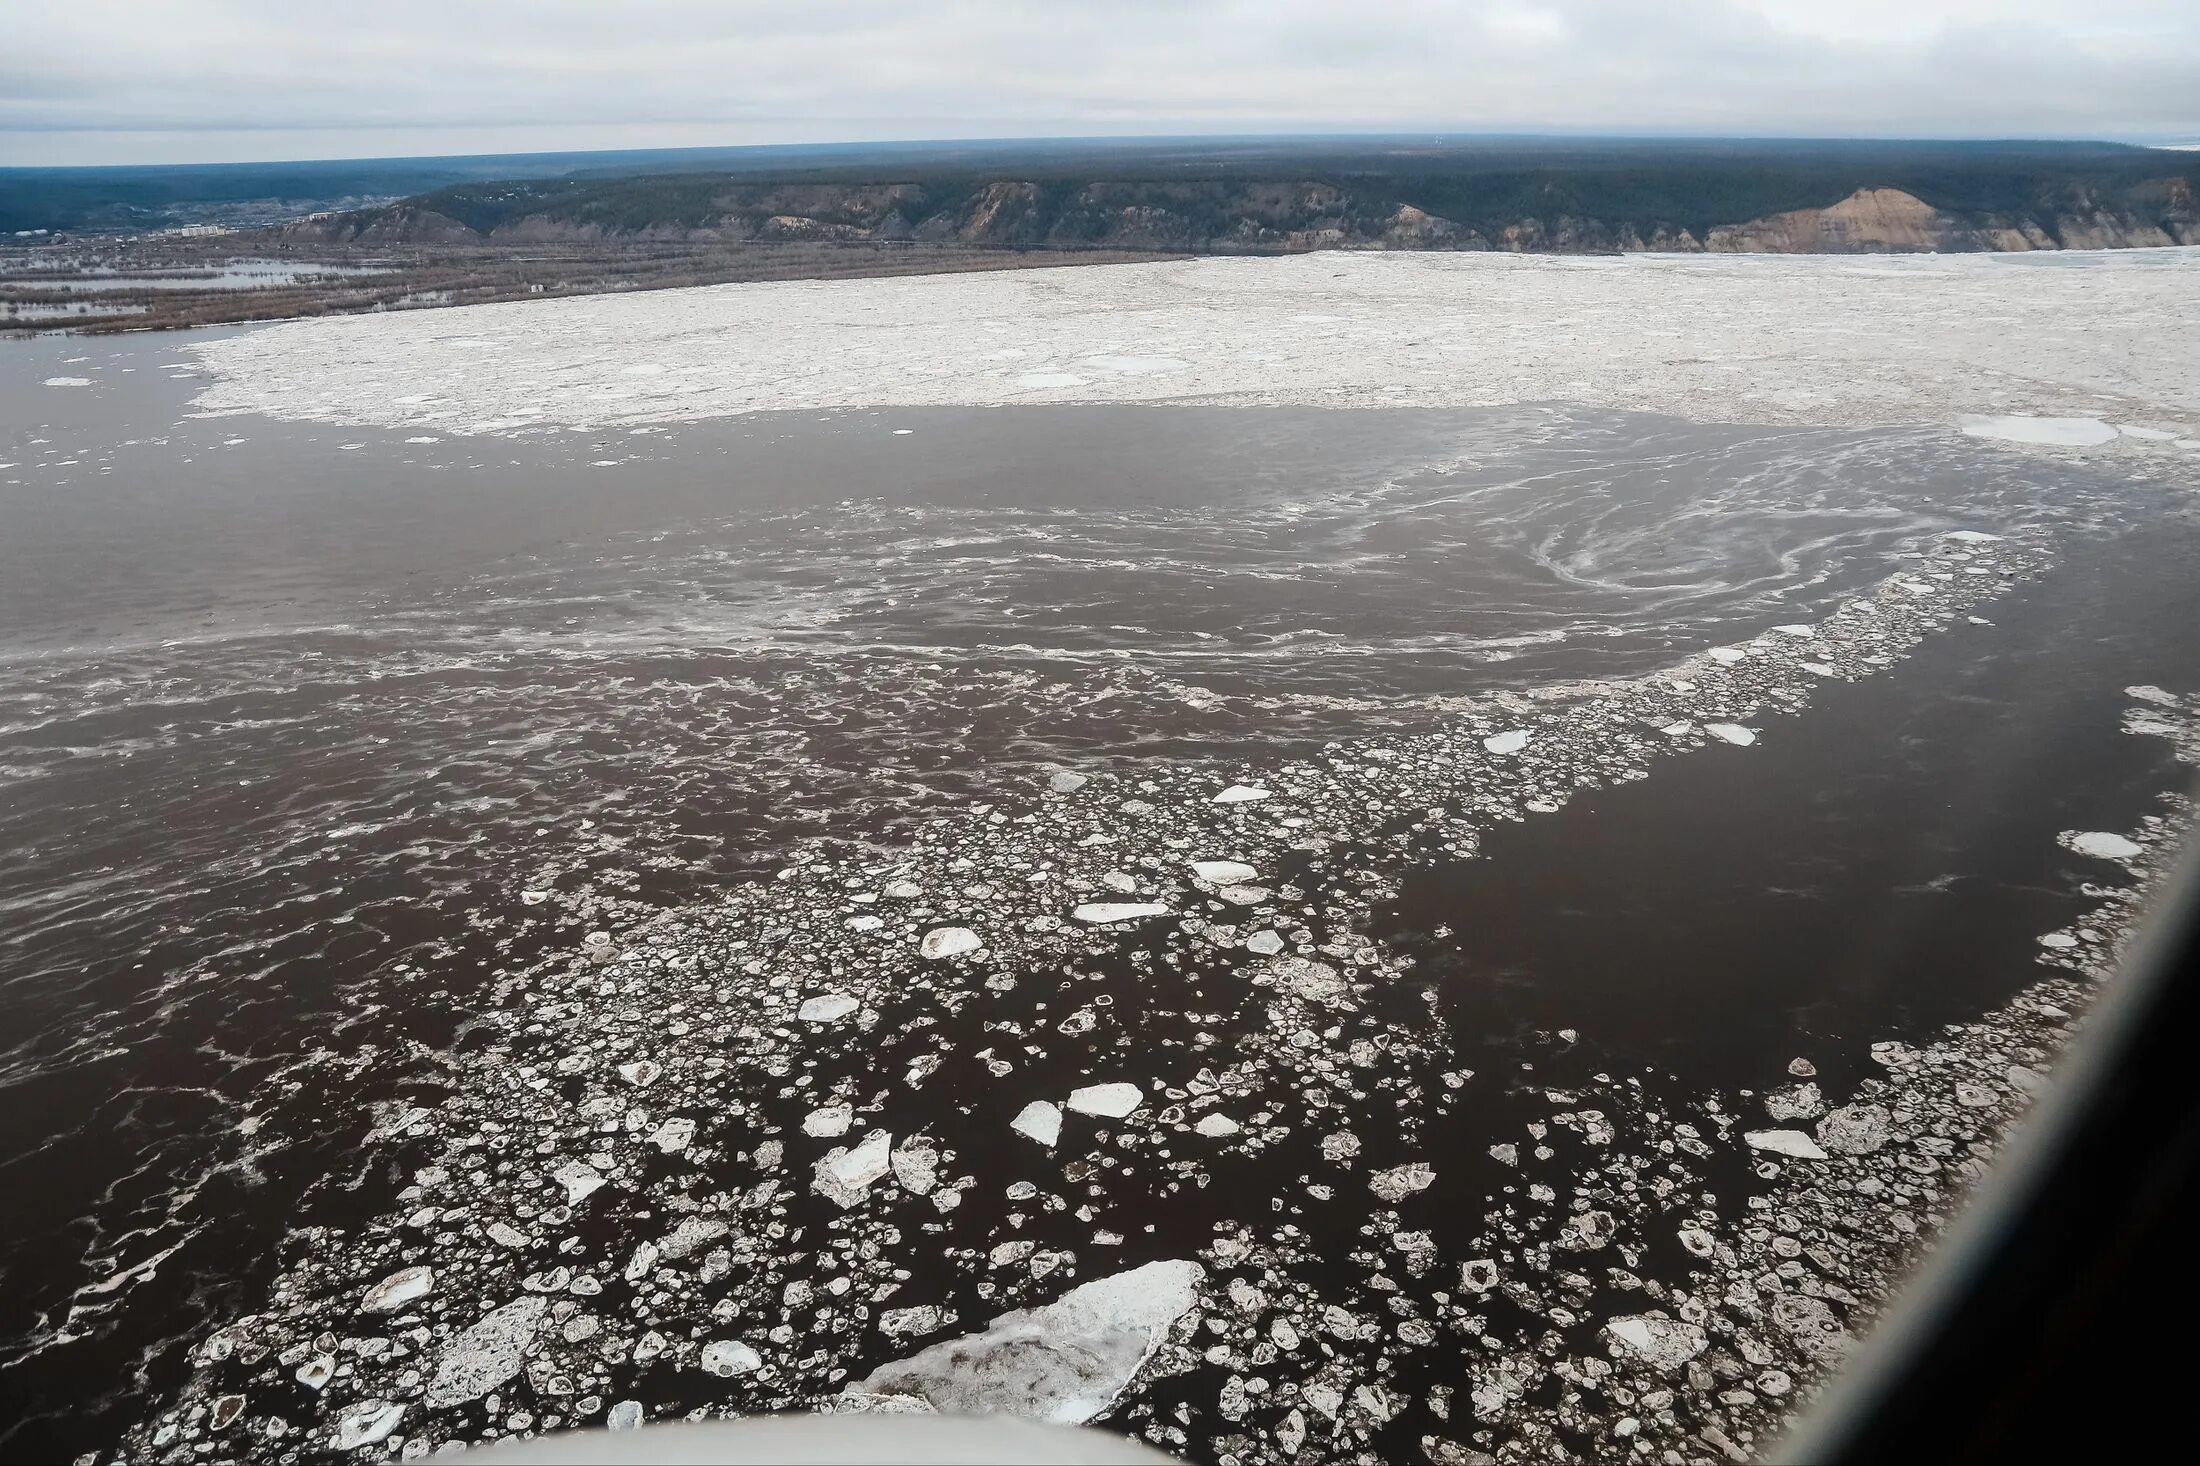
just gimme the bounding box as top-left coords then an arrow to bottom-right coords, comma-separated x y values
798,993 -> 860,1023
2065,831 -> 2143,861
359,1266 -> 434,1314
1704,723 -> 1758,746
1957,415 -> 2120,447
43,376 -> 92,387
180,251 -> 2200,434
1482,730 -> 1532,755
424,1296 -> 546,1408
813,1130 -> 894,1208
1070,902 -> 1170,924
333,1402 -> 407,1450
1745,1130 -> 1828,1160
1604,1315 -> 1708,1370
1066,1083 -> 1145,1119
918,927 -> 982,960
699,1340 -> 763,1377
849,1259 -> 1204,1424
1011,1101 -> 1063,1147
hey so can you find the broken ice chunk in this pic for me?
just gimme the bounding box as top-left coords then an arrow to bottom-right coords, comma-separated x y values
848,1259 -> 1205,1424
1764,1083 -> 1824,1122
1704,723 -> 1757,746
1368,1162 -> 1435,1202
1194,1114 -> 1242,1137
1212,785 -> 1269,804
333,1401 -> 407,1450
1708,647 -> 1748,664
1744,1129 -> 1828,1160
552,1160 -> 607,1206
1190,860 -> 1258,884
804,1105 -> 854,1138
360,1265 -> 434,1314
700,1340 -> 764,1376
813,1130 -> 894,1208
1258,955 -> 1351,1008
891,1136 -> 940,1195
1070,902 -> 1170,924
1067,1083 -> 1145,1119
2066,831 -> 2142,861
919,927 -> 982,960
1602,1314 -> 1708,1370
1012,1101 -> 1064,1147
424,1295 -> 548,1408
1482,730 -> 1531,755
881,1305 -> 951,1338
798,992 -> 861,1022
1816,1104 -> 1892,1155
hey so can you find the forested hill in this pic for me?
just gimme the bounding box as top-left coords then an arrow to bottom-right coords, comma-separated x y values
277,139 -> 2200,254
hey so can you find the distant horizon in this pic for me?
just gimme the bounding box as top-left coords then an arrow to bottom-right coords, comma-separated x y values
7,127 -> 2200,175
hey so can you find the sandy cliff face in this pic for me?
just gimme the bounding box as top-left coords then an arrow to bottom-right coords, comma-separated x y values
1706,188 -> 1996,252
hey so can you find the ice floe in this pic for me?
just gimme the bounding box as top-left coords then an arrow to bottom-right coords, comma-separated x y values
1012,1101 -> 1064,1147
1957,414 -> 2121,447
918,926 -> 983,959
849,1260 -> 1204,1424
1071,902 -> 1171,924
424,1296 -> 547,1408
1744,1129 -> 1829,1160
2066,830 -> 2143,860
1066,1083 -> 1145,1119
180,251 -> 2200,437
798,992 -> 861,1022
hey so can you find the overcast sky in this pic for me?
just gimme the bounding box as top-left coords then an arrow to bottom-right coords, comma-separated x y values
5,0 -> 2196,167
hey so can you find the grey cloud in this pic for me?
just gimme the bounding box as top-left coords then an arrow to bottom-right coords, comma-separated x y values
3,1 -> 2195,164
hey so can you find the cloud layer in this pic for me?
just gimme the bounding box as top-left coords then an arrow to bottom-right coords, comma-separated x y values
5,1 -> 2196,165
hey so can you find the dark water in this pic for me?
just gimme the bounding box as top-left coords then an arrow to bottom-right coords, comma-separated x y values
0,329 -> 2192,1458
1383,527 -> 2200,1098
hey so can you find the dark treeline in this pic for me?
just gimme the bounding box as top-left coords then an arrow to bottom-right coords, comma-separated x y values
356,139 -> 2198,246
